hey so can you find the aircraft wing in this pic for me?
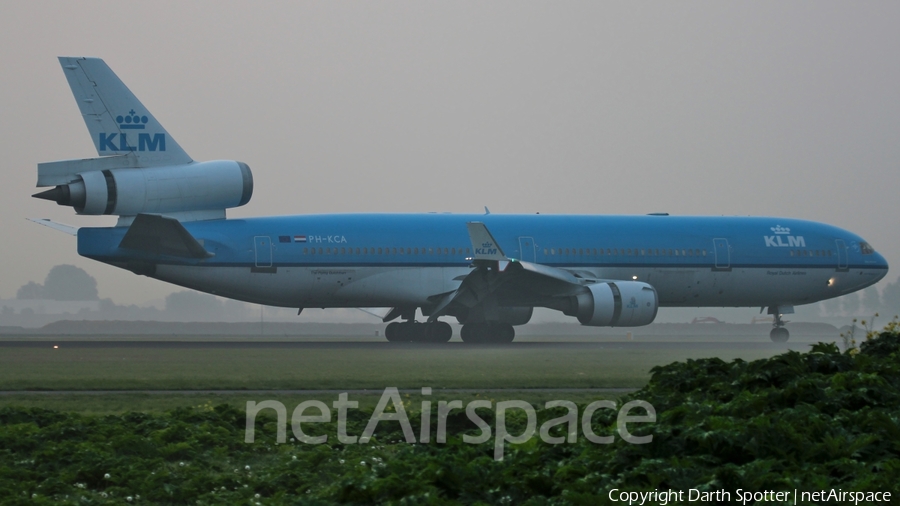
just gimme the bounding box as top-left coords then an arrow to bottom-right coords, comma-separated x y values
119,213 -> 212,258
426,222 -> 594,321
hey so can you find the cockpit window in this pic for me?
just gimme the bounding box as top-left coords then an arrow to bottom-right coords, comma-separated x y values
860,242 -> 875,255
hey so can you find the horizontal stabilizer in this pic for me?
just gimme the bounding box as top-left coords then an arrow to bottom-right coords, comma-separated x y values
27,218 -> 78,236
37,154 -> 140,187
119,214 -> 212,258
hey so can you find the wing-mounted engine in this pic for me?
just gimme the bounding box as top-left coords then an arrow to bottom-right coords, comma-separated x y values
34,160 -> 253,217
571,281 -> 659,327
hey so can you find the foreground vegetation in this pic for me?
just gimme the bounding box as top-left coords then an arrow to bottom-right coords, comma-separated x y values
2,331 -> 899,504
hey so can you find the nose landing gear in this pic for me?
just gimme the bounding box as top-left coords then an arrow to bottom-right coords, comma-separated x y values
769,311 -> 790,343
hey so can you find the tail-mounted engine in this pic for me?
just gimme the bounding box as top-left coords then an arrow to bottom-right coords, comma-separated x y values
33,160 -> 252,216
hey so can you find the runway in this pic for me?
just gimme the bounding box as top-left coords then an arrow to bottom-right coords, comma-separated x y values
0,336 -> 823,395
0,339 -> 814,351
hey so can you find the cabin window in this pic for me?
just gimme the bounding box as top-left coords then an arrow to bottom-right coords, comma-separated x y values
544,248 -> 549,255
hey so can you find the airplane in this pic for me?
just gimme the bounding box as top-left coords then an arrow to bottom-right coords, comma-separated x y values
32,57 -> 889,343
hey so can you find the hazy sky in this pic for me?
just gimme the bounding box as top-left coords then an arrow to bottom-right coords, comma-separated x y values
1,1 -> 899,307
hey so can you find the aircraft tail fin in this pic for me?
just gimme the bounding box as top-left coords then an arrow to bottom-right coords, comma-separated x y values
59,57 -> 192,166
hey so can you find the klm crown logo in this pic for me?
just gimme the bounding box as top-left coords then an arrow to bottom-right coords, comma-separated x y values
98,107 -> 166,152
771,225 -> 791,235
117,110 -> 148,130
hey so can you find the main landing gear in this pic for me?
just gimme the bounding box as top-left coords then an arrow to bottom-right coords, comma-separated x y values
460,323 -> 515,344
770,312 -> 790,343
385,321 -> 452,343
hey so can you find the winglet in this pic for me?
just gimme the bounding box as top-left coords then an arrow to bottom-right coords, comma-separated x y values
466,222 -> 506,261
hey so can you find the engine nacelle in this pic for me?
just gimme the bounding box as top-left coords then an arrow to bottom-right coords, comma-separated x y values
34,160 -> 253,216
574,281 -> 658,327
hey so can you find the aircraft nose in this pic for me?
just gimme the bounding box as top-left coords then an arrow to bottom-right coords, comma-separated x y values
873,252 -> 889,281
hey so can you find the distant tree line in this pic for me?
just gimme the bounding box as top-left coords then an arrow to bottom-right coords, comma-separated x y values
15,265 -> 99,301
10,265 -> 255,322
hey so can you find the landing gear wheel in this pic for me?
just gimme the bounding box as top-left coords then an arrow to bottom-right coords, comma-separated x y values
385,322 -> 402,342
495,323 -> 515,343
426,321 -> 453,343
386,322 -> 417,342
769,311 -> 790,343
770,327 -> 789,343
460,323 -> 485,343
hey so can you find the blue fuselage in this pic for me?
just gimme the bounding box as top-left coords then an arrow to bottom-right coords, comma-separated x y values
77,213 -> 888,313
